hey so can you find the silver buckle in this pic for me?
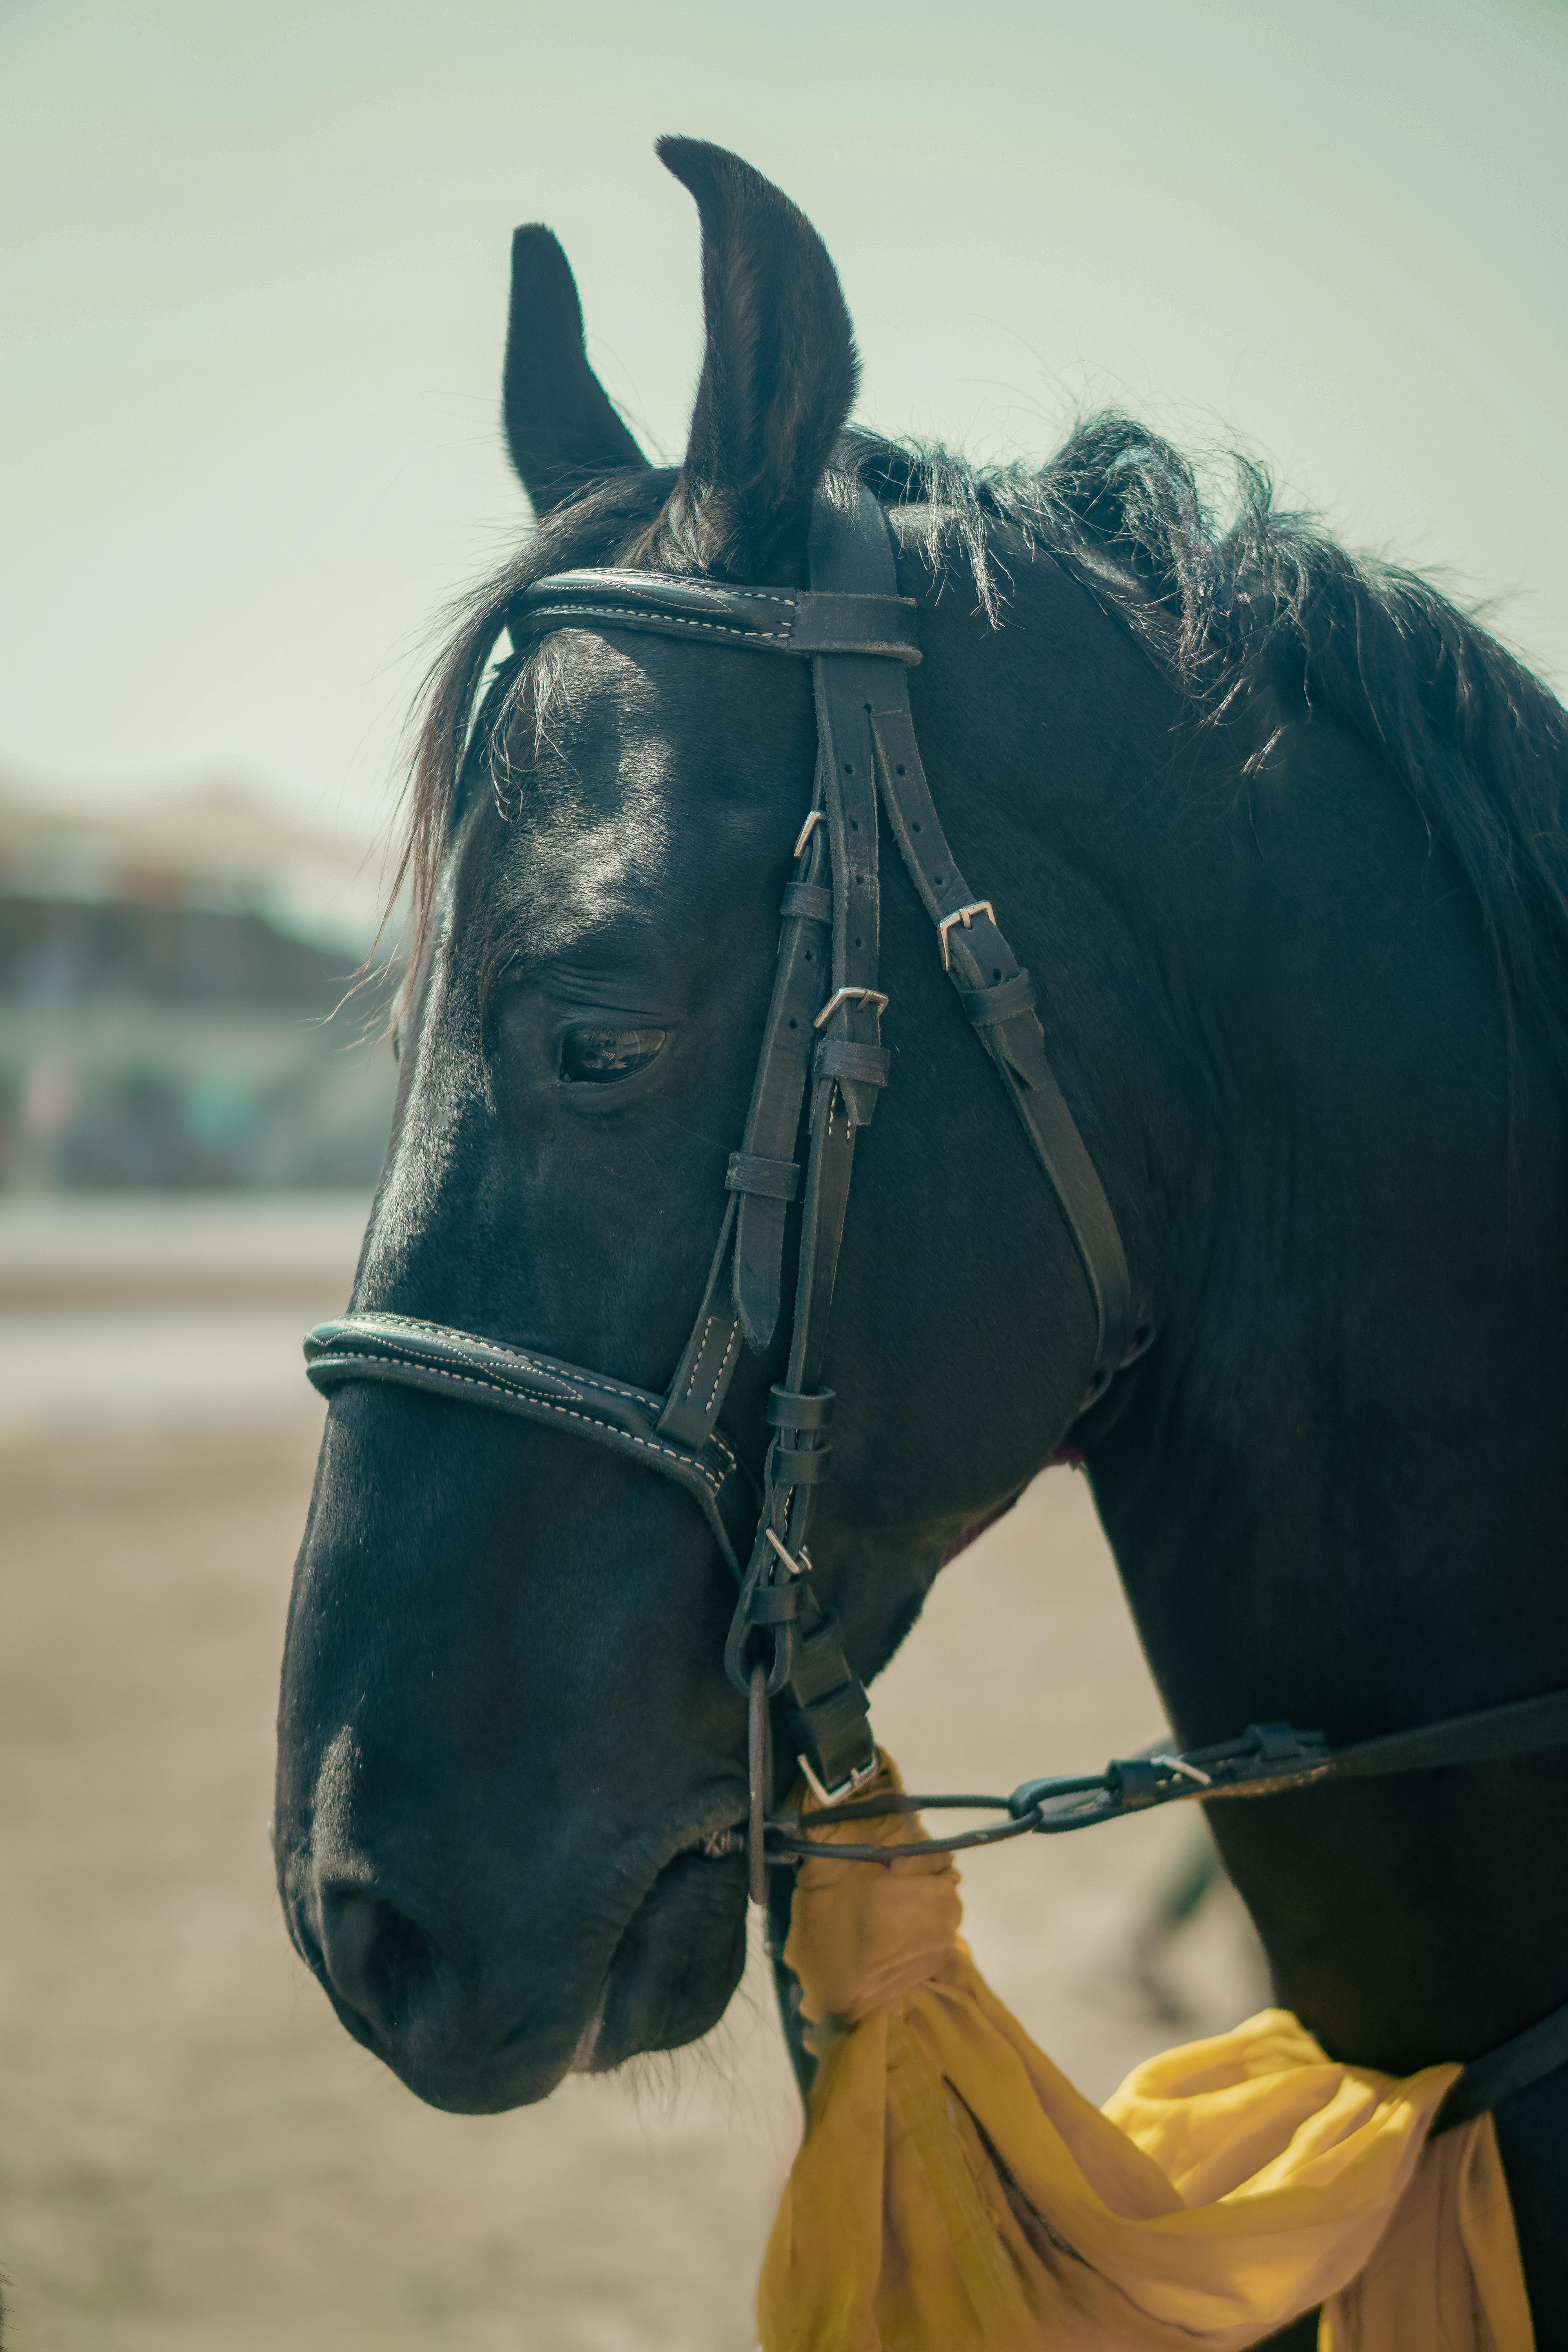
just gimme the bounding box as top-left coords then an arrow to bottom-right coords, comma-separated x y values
799,1743 -> 882,1809
793,808 -> 826,858
764,1527 -> 807,1575
1148,1751 -> 1213,1788
812,984 -> 890,1029
936,900 -> 996,971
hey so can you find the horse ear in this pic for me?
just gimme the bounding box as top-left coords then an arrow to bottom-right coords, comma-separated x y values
657,138 -> 859,576
502,226 -> 648,514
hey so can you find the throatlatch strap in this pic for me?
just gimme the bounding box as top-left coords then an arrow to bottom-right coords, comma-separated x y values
867,699 -> 1134,1374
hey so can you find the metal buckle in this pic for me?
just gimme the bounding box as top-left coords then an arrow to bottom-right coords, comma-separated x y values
799,1743 -> 882,1809
764,1527 -> 808,1575
812,985 -> 890,1029
936,900 -> 996,971
1148,1751 -> 1213,1787
793,808 -> 826,858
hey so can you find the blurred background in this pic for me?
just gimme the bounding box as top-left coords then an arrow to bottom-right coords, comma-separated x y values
2,0 -> 1563,2345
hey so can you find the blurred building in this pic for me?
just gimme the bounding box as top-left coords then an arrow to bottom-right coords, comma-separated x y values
0,775 -> 399,1191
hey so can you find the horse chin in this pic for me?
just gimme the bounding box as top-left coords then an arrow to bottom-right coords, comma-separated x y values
304,1848 -> 748,2115
576,1847 -> 750,2076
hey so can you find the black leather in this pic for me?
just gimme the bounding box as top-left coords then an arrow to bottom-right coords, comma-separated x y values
304,1311 -> 757,1576
655,1195 -> 744,1448
725,1152 -> 800,1202
729,481 -> 903,1794
1437,1992 -> 1568,2131
868,697 -> 1134,1370
1321,1686 -> 1568,1784
729,818 -> 836,1356
511,570 -> 920,663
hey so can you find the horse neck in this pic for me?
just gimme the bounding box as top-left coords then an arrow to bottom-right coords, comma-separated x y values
1029,597 -> 1568,2071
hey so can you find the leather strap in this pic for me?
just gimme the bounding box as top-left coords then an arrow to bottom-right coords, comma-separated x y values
1436,1992 -> 1568,2131
511,571 -> 920,663
1192,1689 -> 1568,1798
998,1690 -> 1568,1826
730,481 -> 898,1796
730,815 -> 837,1355
657,806 -> 834,1440
726,1152 -> 800,1201
655,1196 -> 744,1448
305,1312 -> 757,1575
867,700 -> 1134,1372
1310,1686 -> 1568,1787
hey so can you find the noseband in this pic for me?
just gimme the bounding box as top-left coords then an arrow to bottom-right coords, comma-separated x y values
305,477 -> 1568,2124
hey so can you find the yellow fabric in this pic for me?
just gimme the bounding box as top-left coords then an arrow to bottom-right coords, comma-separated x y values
758,1756 -> 1532,2352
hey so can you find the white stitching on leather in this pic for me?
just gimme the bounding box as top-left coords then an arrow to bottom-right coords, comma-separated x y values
530,581 -> 796,609
343,1317 -> 652,1409
313,1325 -> 741,1476
318,1318 -> 740,1475
682,1313 -> 718,1402
312,1350 -> 729,1495
704,1322 -> 740,1414
522,603 -> 790,643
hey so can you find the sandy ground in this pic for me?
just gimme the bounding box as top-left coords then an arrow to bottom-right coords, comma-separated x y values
1,1415 -> 1270,2352
0,1200 -> 1268,2349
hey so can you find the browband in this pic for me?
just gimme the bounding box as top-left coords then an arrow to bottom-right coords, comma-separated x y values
510,569 -> 921,662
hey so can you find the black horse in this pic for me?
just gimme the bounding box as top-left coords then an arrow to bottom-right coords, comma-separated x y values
276,141 -> 1568,2330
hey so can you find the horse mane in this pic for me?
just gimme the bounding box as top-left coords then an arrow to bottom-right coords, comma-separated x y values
848,419 -> 1568,1098
395,414 -> 1568,1093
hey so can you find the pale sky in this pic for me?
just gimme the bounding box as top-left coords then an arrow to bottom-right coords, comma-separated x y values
3,0 -> 1564,865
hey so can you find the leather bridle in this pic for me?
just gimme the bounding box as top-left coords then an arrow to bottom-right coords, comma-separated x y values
304,475 -> 1568,2125
307,474 -> 1139,1826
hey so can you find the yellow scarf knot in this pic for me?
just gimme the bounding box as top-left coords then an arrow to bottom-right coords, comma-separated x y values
759,1754 -> 1533,2352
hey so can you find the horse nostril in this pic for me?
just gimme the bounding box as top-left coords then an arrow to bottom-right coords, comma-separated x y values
316,1886 -> 439,2041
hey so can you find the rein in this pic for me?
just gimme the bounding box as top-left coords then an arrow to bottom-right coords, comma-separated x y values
304,475 -> 1568,2125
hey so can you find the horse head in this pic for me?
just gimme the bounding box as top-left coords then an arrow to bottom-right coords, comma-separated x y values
273,140 -> 1135,2111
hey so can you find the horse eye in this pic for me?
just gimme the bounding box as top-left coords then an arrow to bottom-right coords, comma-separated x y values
559,1024 -> 667,1085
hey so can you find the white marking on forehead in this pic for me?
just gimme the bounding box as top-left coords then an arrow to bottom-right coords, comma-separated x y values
524,638 -> 676,940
